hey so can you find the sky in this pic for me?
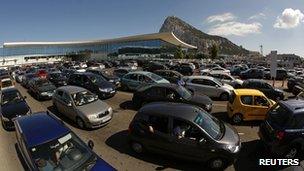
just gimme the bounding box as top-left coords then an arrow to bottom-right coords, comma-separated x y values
0,0 -> 303,56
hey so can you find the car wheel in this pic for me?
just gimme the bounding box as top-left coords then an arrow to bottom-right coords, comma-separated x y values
1,118 -> 7,130
220,92 -> 229,101
76,117 -> 85,129
130,141 -> 144,154
209,158 -> 226,170
232,113 -> 243,124
284,145 -> 300,158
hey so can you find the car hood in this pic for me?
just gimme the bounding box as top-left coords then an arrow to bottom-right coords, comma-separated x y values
218,123 -> 240,146
38,85 -> 56,92
96,81 -> 115,89
188,94 -> 212,105
222,84 -> 234,91
76,100 -> 109,116
1,101 -> 29,119
156,78 -> 170,84
90,158 -> 115,171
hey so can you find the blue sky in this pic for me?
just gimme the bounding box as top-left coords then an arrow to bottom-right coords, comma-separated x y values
0,0 -> 303,56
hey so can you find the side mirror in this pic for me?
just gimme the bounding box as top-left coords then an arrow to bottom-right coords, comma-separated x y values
88,140 -> 94,149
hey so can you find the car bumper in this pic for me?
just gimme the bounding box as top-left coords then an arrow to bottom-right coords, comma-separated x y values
86,114 -> 113,128
98,90 -> 116,99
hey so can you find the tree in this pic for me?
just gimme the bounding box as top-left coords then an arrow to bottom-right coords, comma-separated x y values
174,45 -> 185,59
209,44 -> 219,60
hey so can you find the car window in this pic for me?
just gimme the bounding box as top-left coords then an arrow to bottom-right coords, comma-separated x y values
148,115 -> 169,134
240,96 -> 253,105
129,74 -> 138,81
56,90 -> 63,97
62,92 -> 72,104
254,96 -> 269,106
172,118 -> 203,140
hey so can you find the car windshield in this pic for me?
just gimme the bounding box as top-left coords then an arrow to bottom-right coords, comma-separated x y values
194,110 -> 223,140
37,79 -> 52,87
72,91 -> 97,106
212,78 -> 223,86
148,73 -> 162,81
177,86 -> 192,100
30,132 -> 95,171
88,74 -> 106,84
1,90 -> 23,105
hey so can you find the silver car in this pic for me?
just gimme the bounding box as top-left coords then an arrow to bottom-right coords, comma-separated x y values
183,76 -> 234,100
52,86 -> 113,129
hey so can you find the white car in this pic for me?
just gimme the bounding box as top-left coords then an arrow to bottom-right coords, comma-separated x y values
209,73 -> 243,88
201,67 -> 230,75
183,76 -> 234,100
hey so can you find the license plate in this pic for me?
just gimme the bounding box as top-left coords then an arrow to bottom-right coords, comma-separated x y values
101,115 -> 111,122
110,90 -> 115,94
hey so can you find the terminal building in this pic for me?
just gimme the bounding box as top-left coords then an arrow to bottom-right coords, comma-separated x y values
0,32 -> 196,66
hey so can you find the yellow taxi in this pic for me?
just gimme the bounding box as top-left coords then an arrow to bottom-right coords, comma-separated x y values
227,89 -> 276,124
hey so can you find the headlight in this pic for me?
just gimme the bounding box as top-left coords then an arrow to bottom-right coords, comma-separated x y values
2,116 -> 9,122
109,80 -> 114,83
99,88 -> 112,92
41,92 -> 48,95
226,144 -> 240,153
108,107 -> 113,113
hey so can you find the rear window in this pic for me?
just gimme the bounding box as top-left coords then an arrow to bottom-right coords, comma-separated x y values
240,96 -> 253,105
267,103 -> 292,127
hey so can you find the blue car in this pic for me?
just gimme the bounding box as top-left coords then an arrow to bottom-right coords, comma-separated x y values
14,111 -> 115,171
121,71 -> 169,91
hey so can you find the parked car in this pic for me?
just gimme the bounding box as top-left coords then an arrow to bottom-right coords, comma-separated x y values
36,69 -> 48,79
53,86 -> 113,129
68,72 -> 116,99
143,62 -> 168,72
264,68 -> 287,80
239,68 -> 264,79
241,79 -> 284,100
0,78 -> 15,90
128,102 -> 241,169
259,99 -> 304,158
227,89 -> 275,124
287,76 -> 303,91
113,68 -> 132,79
208,73 -> 243,88
201,67 -> 230,75
172,65 -> 193,76
183,76 -> 234,101
121,71 -> 169,91
86,68 -> 120,87
21,73 -> 37,88
0,88 -> 31,130
28,77 -> 56,100
153,70 -> 183,84
132,83 -> 213,112
14,111 -> 115,171
15,71 -> 25,83
47,71 -> 68,87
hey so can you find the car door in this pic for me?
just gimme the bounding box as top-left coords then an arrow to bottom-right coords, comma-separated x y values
186,79 -> 211,97
251,96 -> 270,120
54,90 -> 64,113
167,118 -> 208,160
239,95 -> 254,120
145,87 -> 166,103
128,74 -> 140,90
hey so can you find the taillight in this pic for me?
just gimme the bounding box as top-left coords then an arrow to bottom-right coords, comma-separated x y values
276,131 -> 285,140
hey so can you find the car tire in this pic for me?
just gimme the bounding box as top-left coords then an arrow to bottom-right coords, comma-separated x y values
220,92 -> 229,101
76,117 -> 85,129
284,144 -> 300,158
130,141 -> 144,154
232,113 -> 243,124
1,118 -> 7,131
208,158 -> 227,170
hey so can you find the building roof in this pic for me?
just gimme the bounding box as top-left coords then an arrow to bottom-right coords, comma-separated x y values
16,112 -> 70,147
3,32 -> 197,49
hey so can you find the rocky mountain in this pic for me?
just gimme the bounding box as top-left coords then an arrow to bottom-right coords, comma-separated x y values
159,16 -> 250,55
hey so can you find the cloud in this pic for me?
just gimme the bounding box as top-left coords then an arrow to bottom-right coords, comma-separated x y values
208,21 -> 262,36
274,8 -> 304,29
249,13 -> 266,20
206,13 -> 236,23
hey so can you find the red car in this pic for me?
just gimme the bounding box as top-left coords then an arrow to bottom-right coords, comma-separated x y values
36,69 -> 48,79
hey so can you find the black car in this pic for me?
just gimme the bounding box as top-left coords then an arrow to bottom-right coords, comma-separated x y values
259,99 -> 304,158
171,65 -> 193,76
153,70 -> 183,84
113,68 -> 131,79
28,78 -> 56,100
68,72 -> 116,99
132,83 -> 213,112
264,68 -> 287,80
143,62 -> 168,72
239,68 -> 264,79
21,73 -> 37,88
86,68 -> 120,87
241,79 -> 284,100
0,88 -> 31,130
128,102 -> 241,170
47,71 -> 68,87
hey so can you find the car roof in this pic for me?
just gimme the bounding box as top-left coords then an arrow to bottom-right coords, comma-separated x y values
138,102 -> 200,121
127,71 -> 152,75
138,83 -> 179,92
1,87 -> 19,94
280,99 -> 304,115
57,85 -> 86,94
16,112 -> 70,147
184,75 -> 214,80
234,89 -> 265,96
245,79 -> 266,83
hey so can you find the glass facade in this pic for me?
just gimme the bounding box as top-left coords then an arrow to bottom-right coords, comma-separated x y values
0,39 -> 177,57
